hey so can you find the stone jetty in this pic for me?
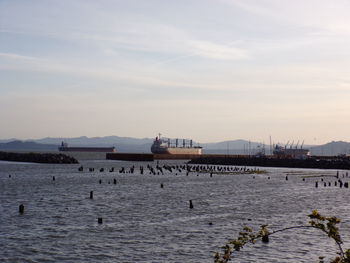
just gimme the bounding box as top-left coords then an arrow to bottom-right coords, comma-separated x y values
0,151 -> 78,164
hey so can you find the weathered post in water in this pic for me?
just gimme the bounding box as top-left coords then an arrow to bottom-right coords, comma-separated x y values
262,235 -> 269,243
19,204 -> 24,214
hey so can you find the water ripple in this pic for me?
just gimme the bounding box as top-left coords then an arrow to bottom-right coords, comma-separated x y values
0,161 -> 349,262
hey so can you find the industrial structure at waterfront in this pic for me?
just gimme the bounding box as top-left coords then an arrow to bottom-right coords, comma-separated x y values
272,140 -> 310,159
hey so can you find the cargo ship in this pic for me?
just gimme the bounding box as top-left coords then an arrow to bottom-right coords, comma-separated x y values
151,134 -> 202,155
58,142 -> 116,153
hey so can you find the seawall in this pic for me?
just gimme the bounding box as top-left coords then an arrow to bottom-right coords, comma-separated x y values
106,153 -> 204,161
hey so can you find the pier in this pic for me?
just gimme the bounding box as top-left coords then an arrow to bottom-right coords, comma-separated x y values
188,155 -> 350,170
107,152 -> 350,170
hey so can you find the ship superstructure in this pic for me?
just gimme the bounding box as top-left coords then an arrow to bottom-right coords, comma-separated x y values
273,140 -> 309,159
151,134 -> 202,155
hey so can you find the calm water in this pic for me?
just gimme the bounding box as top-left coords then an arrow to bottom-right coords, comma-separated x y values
1,160 -> 350,263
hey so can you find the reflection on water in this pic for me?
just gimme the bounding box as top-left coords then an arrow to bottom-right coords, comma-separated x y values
0,160 -> 350,263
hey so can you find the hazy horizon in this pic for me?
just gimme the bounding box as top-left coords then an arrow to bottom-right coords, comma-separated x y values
1,0 -> 350,145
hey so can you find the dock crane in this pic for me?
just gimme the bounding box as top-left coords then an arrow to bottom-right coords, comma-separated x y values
285,140 -> 290,149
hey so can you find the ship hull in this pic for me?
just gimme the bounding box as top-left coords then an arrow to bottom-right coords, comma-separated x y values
151,146 -> 202,155
59,147 -> 116,153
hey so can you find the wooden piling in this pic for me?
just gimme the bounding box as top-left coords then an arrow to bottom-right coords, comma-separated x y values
262,235 -> 269,243
19,204 -> 24,214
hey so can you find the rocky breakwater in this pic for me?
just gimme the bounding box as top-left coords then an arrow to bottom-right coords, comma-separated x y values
0,151 -> 79,164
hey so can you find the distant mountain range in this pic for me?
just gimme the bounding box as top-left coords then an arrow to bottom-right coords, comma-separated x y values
0,136 -> 349,156
309,141 -> 350,156
0,140 -> 58,152
0,136 -> 153,153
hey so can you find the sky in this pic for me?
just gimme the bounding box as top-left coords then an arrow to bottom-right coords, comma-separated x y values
1,0 -> 350,144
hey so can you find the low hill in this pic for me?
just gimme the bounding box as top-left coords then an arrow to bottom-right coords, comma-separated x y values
310,141 -> 350,156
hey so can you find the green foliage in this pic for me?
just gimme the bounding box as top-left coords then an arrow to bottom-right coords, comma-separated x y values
214,210 -> 350,263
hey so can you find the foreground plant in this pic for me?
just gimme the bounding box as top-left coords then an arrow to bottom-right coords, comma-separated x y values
214,210 -> 350,263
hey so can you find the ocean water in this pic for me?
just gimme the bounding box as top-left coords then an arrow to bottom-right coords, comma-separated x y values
1,160 -> 350,263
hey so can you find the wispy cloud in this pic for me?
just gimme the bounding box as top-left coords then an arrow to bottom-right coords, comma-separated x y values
189,40 -> 248,60
226,0 -> 350,35
0,52 -> 39,61
0,51 -> 247,91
